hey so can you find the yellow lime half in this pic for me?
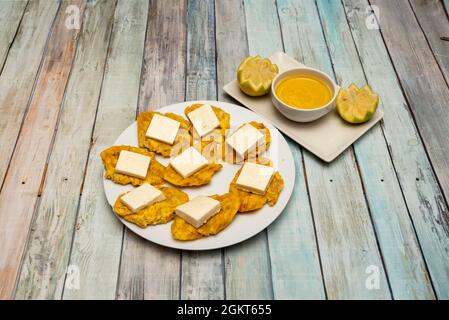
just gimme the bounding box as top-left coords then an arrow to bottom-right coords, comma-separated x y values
336,83 -> 379,124
237,55 -> 279,97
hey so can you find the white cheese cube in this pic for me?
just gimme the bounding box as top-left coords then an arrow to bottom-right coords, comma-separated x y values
236,162 -> 275,195
226,123 -> 265,158
187,104 -> 220,137
170,146 -> 209,178
120,183 -> 165,213
146,113 -> 180,145
175,196 -> 221,228
115,150 -> 151,179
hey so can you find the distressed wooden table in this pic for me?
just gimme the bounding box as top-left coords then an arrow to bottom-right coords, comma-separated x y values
0,0 -> 448,300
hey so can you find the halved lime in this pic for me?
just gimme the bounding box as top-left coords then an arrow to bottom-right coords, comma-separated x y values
336,83 -> 379,124
237,56 -> 279,97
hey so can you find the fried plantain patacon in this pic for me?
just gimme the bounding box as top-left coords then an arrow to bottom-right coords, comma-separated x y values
229,161 -> 283,212
101,145 -> 165,186
137,111 -> 192,157
114,187 -> 189,228
171,193 -> 241,241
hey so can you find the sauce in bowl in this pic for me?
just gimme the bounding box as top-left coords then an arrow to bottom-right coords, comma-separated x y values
275,74 -> 332,109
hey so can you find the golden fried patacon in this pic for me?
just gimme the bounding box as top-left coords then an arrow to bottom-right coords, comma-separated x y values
229,162 -> 284,212
137,111 -> 192,157
164,162 -> 222,187
101,145 -> 165,186
224,121 -> 271,163
171,193 -> 241,241
114,187 -> 189,228
185,103 -> 230,142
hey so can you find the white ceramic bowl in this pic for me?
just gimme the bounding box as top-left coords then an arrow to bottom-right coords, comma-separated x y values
271,67 -> 340,122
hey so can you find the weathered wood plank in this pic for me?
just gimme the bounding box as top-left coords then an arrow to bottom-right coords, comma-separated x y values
410,0 -> 449,84
248,0 -> 326,300
117,0 -> 186,300
348,0 -> 449,299
0,0 -> 28,72
137,0 -> 187,114
215,0 -> 273,300
181,0 -> 224,300
274,0 -> 391,299
0,0 -> 85,300
0,0 -> 59,191
15,0 -> 116,300
316,0 -> 434,299
444,0 -> 449,15
62,0 -> 148,300
371,0 -> 449,214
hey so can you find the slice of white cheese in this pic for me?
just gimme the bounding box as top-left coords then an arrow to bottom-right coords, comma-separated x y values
226,123 -> 265,158
235,162 -> 275,195
175,196 -> 221,228
120,183 -> 165,213
187,104 -> 220,137
115,150 -> 151,179
146,113 -> 181,145
170,146 -> 209,178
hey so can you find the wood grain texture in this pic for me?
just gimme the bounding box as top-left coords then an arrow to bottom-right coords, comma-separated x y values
137,0 -> 187,114
246,0 -> 327,299
0,0 -> 28,72
275,0 -> 390,299
117,0 -> 186,300
0,0 -> 59,191
316,0 -> 434,299
0,0 -> 85,300
181,0 -> 224,300
371,0 -> 449,215
15,0 -> 116,300
357,0 -> 449,299
215,0 -> 273,300
253,0 -> 326,300
345,0 -> 449,299
410,0 -> 449,84
62,0 -> 148,300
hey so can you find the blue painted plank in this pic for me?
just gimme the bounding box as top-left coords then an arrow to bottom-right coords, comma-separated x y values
343,0 -> 449,299
215,0 -> 273,300
315,0 -> 434,299
276,0 -> 391,299
181,0 -> 224,300
244,0 -> 325,300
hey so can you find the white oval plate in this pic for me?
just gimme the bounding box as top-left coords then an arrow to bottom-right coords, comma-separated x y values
103,100 -> 295,250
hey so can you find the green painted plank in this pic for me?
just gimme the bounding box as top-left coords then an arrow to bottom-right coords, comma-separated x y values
0,0 -> 28,72
117,0 -> 186,300
275,0 -> 390,299
62,0 -> 148,299
0,0 -> 59,195
409,0 -> 449,84
215,0 -> 273,300
346,0 -> 449,299
316,0 -> 434,299
241,0 -> 325,300
15,0 -> 116,300
180,0 -> 224,300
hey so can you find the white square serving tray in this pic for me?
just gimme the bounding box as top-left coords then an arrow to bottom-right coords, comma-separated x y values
223,52 -> 384,162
